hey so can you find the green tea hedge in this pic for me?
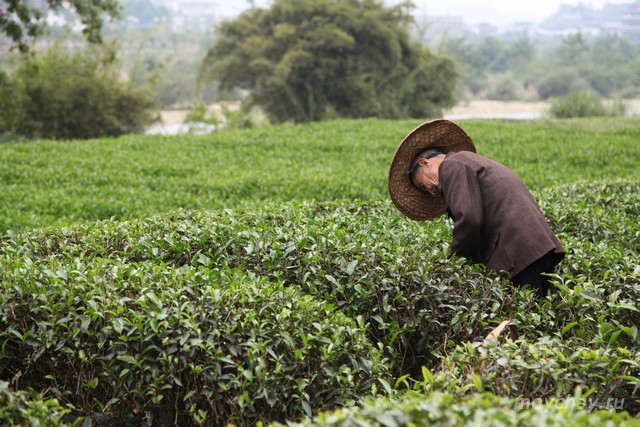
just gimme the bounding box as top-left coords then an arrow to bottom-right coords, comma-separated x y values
434,338 -> 640,413
283,390 -> 640,427
0,381 -> 69,426
1,259 -> 387,425
2,118 -> 640,233
1,180 -> 639,425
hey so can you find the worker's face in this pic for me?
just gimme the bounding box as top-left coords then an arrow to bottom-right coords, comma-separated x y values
411,157 -> 442,197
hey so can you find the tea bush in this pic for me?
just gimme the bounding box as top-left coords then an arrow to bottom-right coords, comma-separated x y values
283,390 -> 640,427
1,117 -> 640,232
0,250 -> 387,425
0,201 -> 520,376
2,118 -> 640,425
0,382 -> 69,426
434,337 -> 639,412
2,179 -> 639,424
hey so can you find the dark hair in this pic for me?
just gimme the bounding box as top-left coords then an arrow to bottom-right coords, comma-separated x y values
405,148 -> 445,179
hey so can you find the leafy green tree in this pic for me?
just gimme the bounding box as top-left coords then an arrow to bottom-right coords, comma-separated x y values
504,37 -> 536,73
484,72 -> 525,100
554,33 -> 589,67
0,70 -> 25,134
534,67 -> 590,99
475,36 -> 508,73
1,0 -> 120,52
586,34 -> 636,97
200,0 -> 458,123
438,35 -> 536,98
3,44 -> 156,139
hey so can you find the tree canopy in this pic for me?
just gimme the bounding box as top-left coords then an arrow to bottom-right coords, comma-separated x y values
0,44 -> 155,139
200,0 -> 458,123
1,0 -> 120,52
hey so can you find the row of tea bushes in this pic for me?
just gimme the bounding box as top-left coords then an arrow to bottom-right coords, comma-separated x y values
431,335 -> 640,412
9,180 -> 634,373
0,381 -> 68,426
283,390 -> 640,427
2,117 -> 640,233
1,261 -> 387,424
1,181 -> 639,424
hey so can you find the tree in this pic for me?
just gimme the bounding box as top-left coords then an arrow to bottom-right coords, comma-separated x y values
587,34 -> 636,97
199,0 -> 458,123
554,33 -> 589,67
504,37 -> 536,73
2,44 -> 156,139
1,0 -> 120,52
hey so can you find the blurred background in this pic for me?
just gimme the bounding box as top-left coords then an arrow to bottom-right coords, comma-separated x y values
3,0 -> 640,137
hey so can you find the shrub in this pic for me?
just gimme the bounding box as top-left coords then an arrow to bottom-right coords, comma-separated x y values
483,72 -> 525,100
7,45 -> 156,139
0,180 -> 639,424
549,92 -> 626,118
434,338 -> 640,413
282,390 -> 640,427
535,69 -> 590,100
1,118 -> 640,232
0,70 -> 25,137
0,382 -> 70,426
0,253 -> 387,425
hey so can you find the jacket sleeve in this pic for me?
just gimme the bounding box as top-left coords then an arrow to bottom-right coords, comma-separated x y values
440,160 -> 484,262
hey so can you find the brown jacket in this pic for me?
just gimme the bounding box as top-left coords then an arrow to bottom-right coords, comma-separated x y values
439,151 -> 565,277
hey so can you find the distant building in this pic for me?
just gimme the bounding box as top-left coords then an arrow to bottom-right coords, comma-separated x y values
416,15 -> 467,42
539,4 -> 602,36
136,0 -> 219,29
470,23 -> 499,36
504,21 -> 535,37
426,15 -> 466,33
621,1 -> 640,40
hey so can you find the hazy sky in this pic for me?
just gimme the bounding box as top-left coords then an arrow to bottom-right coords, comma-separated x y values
215,1 -> 635,25
407,0 -> 634,25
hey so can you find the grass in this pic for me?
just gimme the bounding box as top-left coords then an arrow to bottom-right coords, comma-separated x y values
1,117 -> 640,425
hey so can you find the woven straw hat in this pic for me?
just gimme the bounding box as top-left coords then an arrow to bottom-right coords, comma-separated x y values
388,119 -> 476,220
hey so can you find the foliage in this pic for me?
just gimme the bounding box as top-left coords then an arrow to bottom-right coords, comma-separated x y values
126,45 -> 218,109
534,67 -> 590,100
549,92 -> 626,118
0,70 -> 24,134
1,180 -> 639,424
1,119 -> 640,424
439,336 -> 640,409
0,232 -> 387,424
2,118 -> 640,232
438,32 -> 640,101
483,72 -> 526,100
184,102 -> 219,125
200,0 -> 458,123
0,0 -> 120,52
184,101 -> 265,130
284,390 -> 640,427
0,382 -> 70,426
438,36 -> 536,98
122,0 -> 171,21
1,44 -> 156,139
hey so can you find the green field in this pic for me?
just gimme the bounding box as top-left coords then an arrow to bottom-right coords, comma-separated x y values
1,118 -> 640,425
2,117 -> 640,232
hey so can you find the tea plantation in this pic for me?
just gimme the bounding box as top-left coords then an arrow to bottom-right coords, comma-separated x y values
1,118 -> 640,426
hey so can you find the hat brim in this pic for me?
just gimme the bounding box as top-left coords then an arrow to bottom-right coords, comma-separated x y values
388,119 -> 476,220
